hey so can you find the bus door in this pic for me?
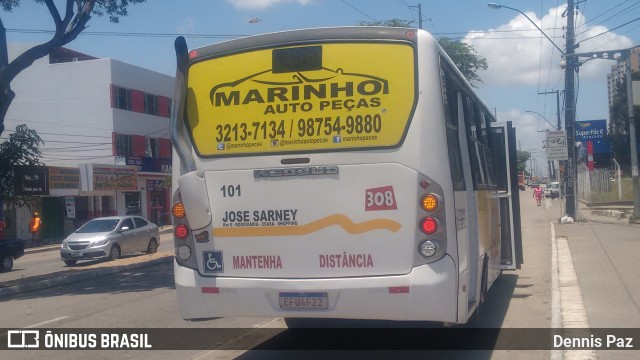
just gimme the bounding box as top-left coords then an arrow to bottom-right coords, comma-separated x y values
489,121 -> 523,269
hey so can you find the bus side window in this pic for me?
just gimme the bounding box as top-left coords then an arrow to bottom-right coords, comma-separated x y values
440,66 -> 465,191
463,94 -> 484,189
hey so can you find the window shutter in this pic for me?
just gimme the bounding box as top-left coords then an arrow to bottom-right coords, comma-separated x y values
132,135 -> 146,157
131,90 -> 145,113
157,96 -> 169,117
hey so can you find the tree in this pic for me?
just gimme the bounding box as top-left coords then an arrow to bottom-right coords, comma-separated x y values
0,0 -> 146,137
357,20 -> 488,87
437,37 -> 487,87
608,71 -> 640,166
0,124 -> 44,214
516,150 -> 530,175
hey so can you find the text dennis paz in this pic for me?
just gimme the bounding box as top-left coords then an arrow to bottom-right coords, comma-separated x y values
554,334 -> 634,349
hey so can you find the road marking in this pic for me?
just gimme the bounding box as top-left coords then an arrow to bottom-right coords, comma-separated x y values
192,318 -> 286,359
25,316 -> 69,328
551,223 -> 598,360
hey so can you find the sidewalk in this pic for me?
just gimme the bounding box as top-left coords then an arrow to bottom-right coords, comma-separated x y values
556,204 -> 640,360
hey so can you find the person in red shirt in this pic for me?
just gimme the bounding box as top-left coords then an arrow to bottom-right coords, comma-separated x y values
533,185 -> 543,206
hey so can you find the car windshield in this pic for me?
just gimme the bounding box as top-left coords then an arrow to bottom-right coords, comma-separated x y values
76,219 -> 120,233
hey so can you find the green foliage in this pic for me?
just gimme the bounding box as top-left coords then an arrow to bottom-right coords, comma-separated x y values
356,20 -> 487,87
608,71 -> 640,166
0,124 -> 43,206
357,19 -> 412,27
1,0 -> 145,23
437,37 -> 488,87
516,150 -> 530,174
0,0 -> 146,137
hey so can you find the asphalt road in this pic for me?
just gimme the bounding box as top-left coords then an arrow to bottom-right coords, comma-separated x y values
0,194 -> 564,359
0,232 -> 174,284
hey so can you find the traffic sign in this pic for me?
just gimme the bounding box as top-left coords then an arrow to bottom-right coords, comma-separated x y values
546,130 -> 568,160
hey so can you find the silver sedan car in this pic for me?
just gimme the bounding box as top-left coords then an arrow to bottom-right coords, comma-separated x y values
60,216 -> 159,266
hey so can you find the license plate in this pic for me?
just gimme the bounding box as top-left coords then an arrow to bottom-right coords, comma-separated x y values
71,252 -> 83,257
279,292 -> 328,310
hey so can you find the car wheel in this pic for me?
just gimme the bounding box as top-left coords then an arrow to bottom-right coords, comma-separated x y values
1,255 -> 13,272
64,260 -> 77,266
146,239 -> 158,254
109,245 -> 121,261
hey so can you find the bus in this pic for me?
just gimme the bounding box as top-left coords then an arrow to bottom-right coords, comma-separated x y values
170,27 -> 523,325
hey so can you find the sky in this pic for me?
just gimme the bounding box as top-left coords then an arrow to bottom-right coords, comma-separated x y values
3,0 -> 640,175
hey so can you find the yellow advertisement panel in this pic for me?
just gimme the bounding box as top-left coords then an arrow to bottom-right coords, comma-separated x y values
186,42 -> 416,156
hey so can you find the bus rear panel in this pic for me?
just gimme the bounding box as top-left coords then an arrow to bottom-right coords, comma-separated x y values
171,27 -> 502,323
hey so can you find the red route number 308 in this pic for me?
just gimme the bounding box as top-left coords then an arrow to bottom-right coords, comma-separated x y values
365,186 -> 398,211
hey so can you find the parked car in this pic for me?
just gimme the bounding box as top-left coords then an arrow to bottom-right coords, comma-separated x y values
60,216 -> 159,266
548,181 -> 560,199
0,238 -> 25,272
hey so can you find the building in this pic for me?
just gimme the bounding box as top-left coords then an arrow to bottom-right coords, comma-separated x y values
607,46 -> 640,108
2,44 -> 174,242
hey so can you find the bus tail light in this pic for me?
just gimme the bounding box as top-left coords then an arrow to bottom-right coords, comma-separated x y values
172,190 -> 198,271
175,224 -> 190,239
420,194 -> 439,211
414,176 -> 446,265
420,217 -> 438,234
418,240 -> 437,257
172,202 -> 186,219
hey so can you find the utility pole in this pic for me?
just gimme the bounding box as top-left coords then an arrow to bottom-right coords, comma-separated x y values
538,90 -> 561,130
625,51 -> 640,222
564,0 -> 577,220
538,90 -> 562,185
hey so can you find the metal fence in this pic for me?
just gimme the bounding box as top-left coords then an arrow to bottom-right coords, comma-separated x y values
577,164 -> 612,203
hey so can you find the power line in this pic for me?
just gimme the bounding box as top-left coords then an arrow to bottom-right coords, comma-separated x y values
6,28 -> 246,39
577,15 -> 640,44
340,0 -> 378,22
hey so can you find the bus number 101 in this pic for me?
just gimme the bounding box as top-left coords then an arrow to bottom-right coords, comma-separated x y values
221,185 -> 241,198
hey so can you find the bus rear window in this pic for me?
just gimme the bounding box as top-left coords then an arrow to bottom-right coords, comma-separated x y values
185,42 -> 416,157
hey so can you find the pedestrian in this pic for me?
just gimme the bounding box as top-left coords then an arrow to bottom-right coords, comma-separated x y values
533,185 -> 543,206
29,212 -> 42,247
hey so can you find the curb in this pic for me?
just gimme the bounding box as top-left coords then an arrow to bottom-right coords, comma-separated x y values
590,209 -> 627,219
0,255 -> 173,299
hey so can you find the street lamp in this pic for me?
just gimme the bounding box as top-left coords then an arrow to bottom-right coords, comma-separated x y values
487,3 -> 564,54
525,110 -> 559,130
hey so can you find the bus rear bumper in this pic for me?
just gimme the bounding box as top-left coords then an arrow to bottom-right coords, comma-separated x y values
174,256 -> 458,323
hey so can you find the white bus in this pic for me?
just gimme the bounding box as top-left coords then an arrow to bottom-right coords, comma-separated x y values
170,27 -> 523,325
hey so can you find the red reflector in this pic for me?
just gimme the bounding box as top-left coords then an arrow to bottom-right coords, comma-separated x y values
201,287 -> 220,294
420,217 -> 438,234
175,224 -> 189,239
389,286 -> 410,294
189,50 -> 198,59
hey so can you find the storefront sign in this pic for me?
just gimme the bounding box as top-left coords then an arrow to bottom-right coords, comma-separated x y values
576,119 -> 610,154
125,157 -> 172,173
79,164 -> 138,192
49,167 -> 80,189
146,180 -> 167,191
15,165 -> 49,195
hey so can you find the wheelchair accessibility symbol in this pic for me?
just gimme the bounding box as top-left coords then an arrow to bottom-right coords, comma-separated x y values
203,251 -> 224,273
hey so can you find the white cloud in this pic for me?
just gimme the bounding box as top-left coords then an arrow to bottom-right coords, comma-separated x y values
466,6 -> 633,86
177,17 -> 196,34
226,0 -> 313,10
